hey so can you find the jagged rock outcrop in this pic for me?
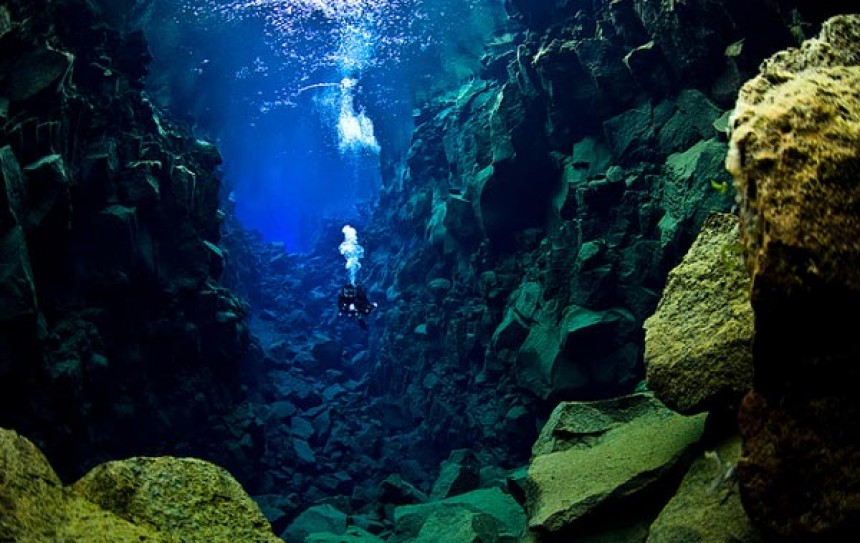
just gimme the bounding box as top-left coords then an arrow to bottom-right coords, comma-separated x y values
0,427 -> 280,542
0,0 -> 254,483
644,212 -> 754,414
428,449 -> 481,501
216,0 -> 847,523
524,393 -> 706,540
362,1 -> 804,456
726,14 -> 860,540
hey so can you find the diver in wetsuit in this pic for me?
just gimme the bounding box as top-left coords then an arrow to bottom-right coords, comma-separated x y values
337,283 -> 377,329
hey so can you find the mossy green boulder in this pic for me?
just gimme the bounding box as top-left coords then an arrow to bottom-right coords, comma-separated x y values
526,393 -> 706,536
0,427 -> 279,542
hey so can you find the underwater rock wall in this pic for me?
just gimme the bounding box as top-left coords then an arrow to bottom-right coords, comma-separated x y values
362,0 -> 841,475
0,0 -> 252,481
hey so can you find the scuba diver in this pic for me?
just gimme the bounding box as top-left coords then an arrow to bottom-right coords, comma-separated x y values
337,283 -> 377,330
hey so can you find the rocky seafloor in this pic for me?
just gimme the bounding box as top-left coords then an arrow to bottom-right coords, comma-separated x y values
1,1 -> 858,542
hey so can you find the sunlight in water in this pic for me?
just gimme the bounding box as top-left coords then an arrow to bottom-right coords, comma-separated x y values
183,0 -> 429,78
181,0 -> 421,154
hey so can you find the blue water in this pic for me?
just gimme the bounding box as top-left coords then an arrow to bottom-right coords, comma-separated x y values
143,0 -> 508,252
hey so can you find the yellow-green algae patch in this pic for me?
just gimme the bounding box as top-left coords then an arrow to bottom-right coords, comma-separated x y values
1,427 -> 279,542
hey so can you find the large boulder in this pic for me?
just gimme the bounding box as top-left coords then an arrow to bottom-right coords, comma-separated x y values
1,427 -> 74,541
1,427 -> 279,542
726,14 -> 860,540
525,393 -> 706,538
71,456 -> 281,543
644,212 -> 754,414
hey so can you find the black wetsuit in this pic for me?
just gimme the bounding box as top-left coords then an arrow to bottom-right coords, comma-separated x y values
337,283 -> 376,329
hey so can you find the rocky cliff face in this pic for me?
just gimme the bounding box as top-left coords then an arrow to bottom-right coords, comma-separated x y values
0,0 -> 253,481
358,0 -> 838,471
210,0 -> 848,528
205,2 -> 848,528
1,0 -> 854,540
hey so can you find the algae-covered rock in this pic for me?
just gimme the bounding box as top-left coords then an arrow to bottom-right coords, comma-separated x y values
531,394 -> 648,456
71,456 -> 281,542
647,435 -> 763,543
0,427 -> 168,542
644,212 -> 754,414
525,393 -> 706,537
62,494 -> 167,543
0,427 -> 69,541
729,68 -> 860,305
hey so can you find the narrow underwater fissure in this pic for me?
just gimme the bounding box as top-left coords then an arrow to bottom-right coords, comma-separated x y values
1,0 -> 856,541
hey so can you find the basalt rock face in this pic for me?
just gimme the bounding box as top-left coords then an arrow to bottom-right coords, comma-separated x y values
361,0 -> 842,474
0,0 -> 251,482
727,14 -> 860,540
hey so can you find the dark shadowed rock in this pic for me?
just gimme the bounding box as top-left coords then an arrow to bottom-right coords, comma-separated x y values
727,14 -> 860,540
0,0 -> 251,486
514,303 -> 639,400
659,138 -> 733,248
378,473 -> 428,507
0,145 -> 25,229
22,154 -> 69,231
3,45 -> 72,102
656,89 -> 723,156
0,226 -> 37,321
429,449 -> 481,501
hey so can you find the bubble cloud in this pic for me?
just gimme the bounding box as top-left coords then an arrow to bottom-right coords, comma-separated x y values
339,224 -> 365,285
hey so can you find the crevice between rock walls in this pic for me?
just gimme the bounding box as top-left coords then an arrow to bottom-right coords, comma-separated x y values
0,0 -> 853,536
